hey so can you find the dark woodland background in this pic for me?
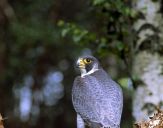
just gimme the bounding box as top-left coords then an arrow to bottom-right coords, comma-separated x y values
0,0 -> 163,128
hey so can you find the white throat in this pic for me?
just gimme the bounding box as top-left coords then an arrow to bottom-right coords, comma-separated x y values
80,65 -> 99,77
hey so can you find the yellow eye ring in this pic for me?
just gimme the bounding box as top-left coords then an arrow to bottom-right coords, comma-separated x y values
84,58 -> 92,64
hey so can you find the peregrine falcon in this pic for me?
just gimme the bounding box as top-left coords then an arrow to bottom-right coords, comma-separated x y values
72,56 -> 123,128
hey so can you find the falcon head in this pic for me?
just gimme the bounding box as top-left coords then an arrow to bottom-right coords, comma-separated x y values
76,56 -> 101,77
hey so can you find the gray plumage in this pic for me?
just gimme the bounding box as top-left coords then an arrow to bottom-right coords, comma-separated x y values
72,56 -> 123,128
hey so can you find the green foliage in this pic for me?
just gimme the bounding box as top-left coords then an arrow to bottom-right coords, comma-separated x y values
58,20 -> 96,44
92,0 -> 106,5
58,0 -> 138,57
58,20 -> 112,57
92,0 -> 138,17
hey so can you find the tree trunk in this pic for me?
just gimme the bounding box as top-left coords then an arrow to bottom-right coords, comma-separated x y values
132,0 -> 163,122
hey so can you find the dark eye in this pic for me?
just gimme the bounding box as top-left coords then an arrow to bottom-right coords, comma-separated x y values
83,58 -> 92,64
84,58 -> 92,64
86,58 -> 91,62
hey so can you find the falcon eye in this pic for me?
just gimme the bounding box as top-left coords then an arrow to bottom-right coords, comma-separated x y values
84,58 -> 92,64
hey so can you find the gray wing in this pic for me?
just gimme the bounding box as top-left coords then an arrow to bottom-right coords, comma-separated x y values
91,69 -> 123,126
72,69 -> 123,127
72,76 -> 101,123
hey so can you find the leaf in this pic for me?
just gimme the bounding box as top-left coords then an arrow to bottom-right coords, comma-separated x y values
116,41 -> 124,51
118,77 -> 135,91
93,0 -> 107,6
73,29 -> 88,43
61,28 -> 70,37
57,20 -> 64,27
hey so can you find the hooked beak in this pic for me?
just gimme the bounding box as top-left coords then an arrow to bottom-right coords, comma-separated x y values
76,58 -> 85,69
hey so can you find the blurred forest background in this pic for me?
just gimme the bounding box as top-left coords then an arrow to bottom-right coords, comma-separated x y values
0,0 -> 163,128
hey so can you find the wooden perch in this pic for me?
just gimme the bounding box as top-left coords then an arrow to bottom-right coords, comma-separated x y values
0,114 -> 4,128
134,107 -> 163,128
